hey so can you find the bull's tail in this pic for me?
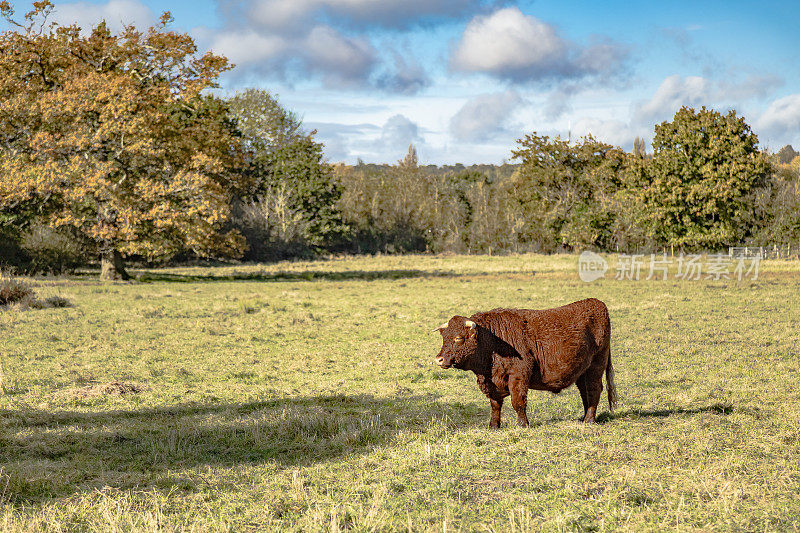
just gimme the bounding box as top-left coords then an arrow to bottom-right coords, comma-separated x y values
605,347 -> 617,413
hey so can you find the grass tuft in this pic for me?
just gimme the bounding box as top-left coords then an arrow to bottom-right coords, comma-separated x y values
0,272 -> 72,310
0,272 -> 33,306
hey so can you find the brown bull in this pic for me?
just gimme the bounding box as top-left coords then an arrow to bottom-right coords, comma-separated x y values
435,298 -> 615,427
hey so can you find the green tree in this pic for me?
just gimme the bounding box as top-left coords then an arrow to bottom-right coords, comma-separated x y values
227,89 -> 346,258
642,106 -> 770,249
0,2 -> 246,279
510,133 -> 623,251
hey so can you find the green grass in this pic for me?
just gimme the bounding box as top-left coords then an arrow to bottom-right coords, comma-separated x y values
1,253 -> 799,531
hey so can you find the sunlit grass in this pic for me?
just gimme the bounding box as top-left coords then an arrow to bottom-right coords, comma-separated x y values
1,253 -> 799,531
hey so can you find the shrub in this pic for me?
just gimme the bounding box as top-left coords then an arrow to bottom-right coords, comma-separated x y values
0,272 -> 71,309
19,224 -> 86,274
0,272 -> 33,306
233,185 -> 314,261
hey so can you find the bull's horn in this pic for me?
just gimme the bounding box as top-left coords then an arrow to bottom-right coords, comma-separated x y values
433,322 -> 448,332
465,320 -> 476,329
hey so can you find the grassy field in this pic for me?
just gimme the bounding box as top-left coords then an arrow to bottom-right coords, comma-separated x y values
1,253 -> 799,531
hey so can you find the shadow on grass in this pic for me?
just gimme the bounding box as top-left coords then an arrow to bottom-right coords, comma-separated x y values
134,269 -> 458,283
596,402 -> 735,423
0,394 -> 484,501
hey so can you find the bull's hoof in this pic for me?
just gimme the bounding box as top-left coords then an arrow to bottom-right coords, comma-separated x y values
488,422 -> 500,429
517,419 -> 529,428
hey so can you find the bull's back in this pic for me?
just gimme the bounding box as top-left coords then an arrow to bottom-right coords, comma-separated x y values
477,298 -> 610,353
532,298 -> 610,349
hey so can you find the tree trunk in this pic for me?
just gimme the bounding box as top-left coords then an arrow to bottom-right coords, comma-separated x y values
100,249 -> 131,281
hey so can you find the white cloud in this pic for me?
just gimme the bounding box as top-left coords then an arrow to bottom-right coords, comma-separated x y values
307,117 -> 423,163
51,0 -> 155,33
567,75 -> 714,150
567,73 -> 786,151
208,0 -> 461,90
376,54 -> 431,95
719,74 -> 784,101
234,0 -> 483,32
305,122 -> 381,162
634,75 -> 710,124
543,84 -> 579,120
450,7 -> 626,83
244,0 -> 319,35
449,90 -> 524,142
208,31 -> 289,68
203,24 -> 376,87
381,114 -> 422,150
756,94 -> 800,138
451,8 -> 566,79
571,118 -> 643,149
575,37 -> 629,78
303,26 -> 377,86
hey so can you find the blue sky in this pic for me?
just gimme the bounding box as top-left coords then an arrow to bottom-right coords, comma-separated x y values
3,0 -> 799,164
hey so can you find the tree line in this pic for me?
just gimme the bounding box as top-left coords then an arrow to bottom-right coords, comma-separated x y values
1,3 -> 798,279
335,110 -> 798,256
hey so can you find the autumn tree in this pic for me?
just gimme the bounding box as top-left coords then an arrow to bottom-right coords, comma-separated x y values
337,147 -> 439,254
0,2 -> 246,279
641,106 -> 770,249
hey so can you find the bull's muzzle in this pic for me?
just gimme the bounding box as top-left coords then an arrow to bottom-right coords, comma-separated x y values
435,356 -> 449,368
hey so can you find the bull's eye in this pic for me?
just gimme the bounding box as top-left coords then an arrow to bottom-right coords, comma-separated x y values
454,336 -> 463,343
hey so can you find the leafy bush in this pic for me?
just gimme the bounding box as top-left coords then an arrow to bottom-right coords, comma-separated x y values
0,232 -> 29,271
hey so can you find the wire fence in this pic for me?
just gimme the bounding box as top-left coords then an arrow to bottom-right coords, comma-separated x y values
729,244 -> 800,260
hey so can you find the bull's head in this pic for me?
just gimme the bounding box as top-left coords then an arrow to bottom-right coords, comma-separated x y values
434,316 -> 478,369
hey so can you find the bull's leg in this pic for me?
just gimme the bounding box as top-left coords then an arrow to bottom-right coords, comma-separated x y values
489,397 -> 503,429
582,369 -> 604,424
478,375 -> 504,429
509,378 -> 530,427
576,375 -> 589,420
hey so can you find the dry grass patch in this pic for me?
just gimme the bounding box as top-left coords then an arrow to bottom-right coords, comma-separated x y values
0,272 -> 71,310
57,381 -> 146,400
0,273 -> 33,306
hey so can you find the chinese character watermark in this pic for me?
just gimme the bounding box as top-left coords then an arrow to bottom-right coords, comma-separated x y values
578,252 -> 761,282
614,254 -> 644,281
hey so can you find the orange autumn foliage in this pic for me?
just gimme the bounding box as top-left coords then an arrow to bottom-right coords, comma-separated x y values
0,2 -> 248,271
